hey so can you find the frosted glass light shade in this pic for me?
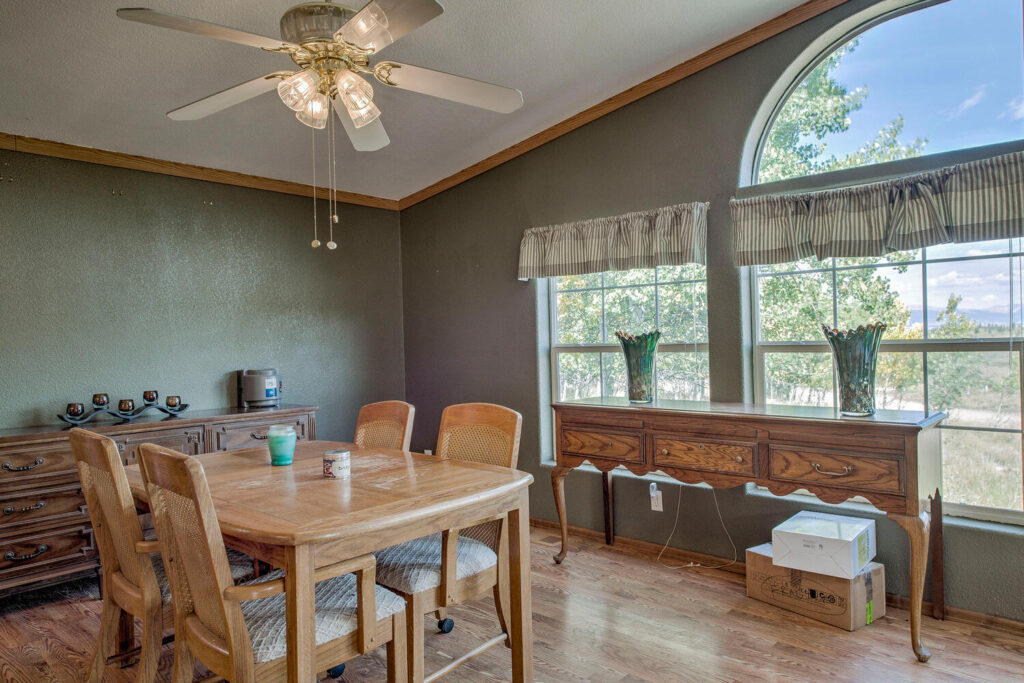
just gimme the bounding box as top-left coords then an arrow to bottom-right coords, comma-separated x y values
296,92 -> 330,129
348,101 -> 380,128
334,2 -> 393,52
334,70 -> 374,112
278,69 -> 319,112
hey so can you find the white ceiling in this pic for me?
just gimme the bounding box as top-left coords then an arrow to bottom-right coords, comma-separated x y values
0,1 -> 805,201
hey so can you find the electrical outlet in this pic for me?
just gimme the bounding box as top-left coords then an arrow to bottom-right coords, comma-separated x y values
649,482 -> 664,512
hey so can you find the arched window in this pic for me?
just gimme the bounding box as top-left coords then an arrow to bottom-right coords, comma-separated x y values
750,0 -> 1024,521
756,0 -> 1023,185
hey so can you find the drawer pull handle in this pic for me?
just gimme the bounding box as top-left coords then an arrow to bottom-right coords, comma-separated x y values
813,463 -> 853,477
250,432 -> 268,440
604,442 -> 613,448
4,544 -> 48,562
735,455 -> 744,464
660,448 -> 669,456
2,457 -> 45,472
4,501 -> 46,515
697,444 -> 705,450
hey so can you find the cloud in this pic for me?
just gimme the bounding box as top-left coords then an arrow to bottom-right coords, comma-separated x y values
1001,96 -> 1024,120
951,86 -> 986,118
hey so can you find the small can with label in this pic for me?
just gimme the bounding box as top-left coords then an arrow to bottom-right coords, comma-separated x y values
323,449 -> 351,479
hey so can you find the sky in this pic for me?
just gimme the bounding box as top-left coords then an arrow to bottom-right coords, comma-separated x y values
809,0 -> 1024,322
820,0 -> 1024,159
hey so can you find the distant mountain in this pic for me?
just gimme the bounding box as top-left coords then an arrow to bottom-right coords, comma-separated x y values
908,305 -> 1022,328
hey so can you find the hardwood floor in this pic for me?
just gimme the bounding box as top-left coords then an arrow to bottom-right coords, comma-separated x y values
1,526 -> 1022,682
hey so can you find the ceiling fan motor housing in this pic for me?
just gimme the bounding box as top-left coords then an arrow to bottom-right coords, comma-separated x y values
280,2 -> 357,44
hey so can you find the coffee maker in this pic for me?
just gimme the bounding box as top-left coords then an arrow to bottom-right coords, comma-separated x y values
237,368 -> 281,408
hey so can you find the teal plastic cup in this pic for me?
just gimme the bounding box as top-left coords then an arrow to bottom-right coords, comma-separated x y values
267,424 -> 297,466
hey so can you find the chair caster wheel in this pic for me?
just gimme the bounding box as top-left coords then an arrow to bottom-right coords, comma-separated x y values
437,617 -> 455,633
327,663 -> 346,678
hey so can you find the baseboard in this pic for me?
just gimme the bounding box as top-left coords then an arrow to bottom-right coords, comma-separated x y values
529,517 -> 1024,636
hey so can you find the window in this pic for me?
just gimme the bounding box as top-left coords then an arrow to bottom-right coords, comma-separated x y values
551,266 -> 708,403
757,0 -> 1024,185
752,0 -> 1024,519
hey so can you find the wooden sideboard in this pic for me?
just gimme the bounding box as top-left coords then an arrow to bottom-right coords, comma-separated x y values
0,404 -> 317,599
551,398 -> 944,662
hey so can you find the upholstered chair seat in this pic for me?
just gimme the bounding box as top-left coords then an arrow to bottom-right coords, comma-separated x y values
375,533 -> 498,594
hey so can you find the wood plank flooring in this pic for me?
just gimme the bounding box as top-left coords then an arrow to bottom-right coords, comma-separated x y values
1,526 -> 1022,682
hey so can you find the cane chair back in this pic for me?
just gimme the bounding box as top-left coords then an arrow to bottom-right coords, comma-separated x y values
138,443 -> 254,680
70,428 -> 159,601
437,403 -> 522,549
354,400 -> 415,451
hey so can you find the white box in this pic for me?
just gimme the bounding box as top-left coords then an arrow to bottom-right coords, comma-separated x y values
771,511 -> 876,579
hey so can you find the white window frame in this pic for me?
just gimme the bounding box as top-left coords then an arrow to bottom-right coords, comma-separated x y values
751,247 -> 1024,525
548,269 -> 709,407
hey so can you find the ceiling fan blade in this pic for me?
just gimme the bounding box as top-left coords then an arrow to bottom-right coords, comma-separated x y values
333,97 -> 391,151
168,73 -> 288,120
374,62 -> 523,113
116,8 -> 297,51
335,0 -> 443,53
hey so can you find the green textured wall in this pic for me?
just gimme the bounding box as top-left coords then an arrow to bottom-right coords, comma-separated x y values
0,150 -> 405,440
398,0 -> 1024,622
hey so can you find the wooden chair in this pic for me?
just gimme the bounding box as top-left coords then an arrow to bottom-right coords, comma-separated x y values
374,402 -> 523,681
354,400 -> 415,451
70,428 -> 256,683
137,442 -> 408,683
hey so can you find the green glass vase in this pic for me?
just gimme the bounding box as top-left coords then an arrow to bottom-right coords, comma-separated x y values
822,323 -> 886,416
615,330 -> 661,403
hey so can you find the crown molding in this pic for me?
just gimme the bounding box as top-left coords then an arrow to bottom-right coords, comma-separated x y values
395,0 -> 849,210
1,133 -> 400,210
2,0 -> 847,214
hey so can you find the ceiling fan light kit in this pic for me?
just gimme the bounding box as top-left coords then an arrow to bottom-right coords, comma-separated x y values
117,0 -> 524,247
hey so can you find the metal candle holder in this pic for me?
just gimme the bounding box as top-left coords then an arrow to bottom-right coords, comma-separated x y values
58,391 -> 188,425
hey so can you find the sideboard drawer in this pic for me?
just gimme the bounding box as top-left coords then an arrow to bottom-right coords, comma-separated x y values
0,444 -> 76,493
0,524 -> 95,580
211,415 -> 310,452
560,428 -> 642,463
0,483 -> 87,532
117,427 -> 203,465
769,445 -> 903,494
652,436 -> 755,474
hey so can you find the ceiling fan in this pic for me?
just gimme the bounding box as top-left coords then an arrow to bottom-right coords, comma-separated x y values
116,1 -> 524,152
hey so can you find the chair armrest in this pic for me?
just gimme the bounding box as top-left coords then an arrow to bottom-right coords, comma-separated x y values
224,578 -> 286,602
315,553 -> 376,581
222,554 -> 378,606
135,539 -> 161,555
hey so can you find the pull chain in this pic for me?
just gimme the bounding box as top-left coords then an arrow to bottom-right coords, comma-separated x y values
327,101 -> 338,250
311,125 -> 320,248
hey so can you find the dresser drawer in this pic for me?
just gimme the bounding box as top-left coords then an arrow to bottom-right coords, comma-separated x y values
560,428 -> 642,463
117,427 -> 203,465
211,415 -> 310,452
0,524 -> 95,580
652,436 -> 755,474
0,483 -> 87,532
769,445 -> 903,494
0,444 -> 77,492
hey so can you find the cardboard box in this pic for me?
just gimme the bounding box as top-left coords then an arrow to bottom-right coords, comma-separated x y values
746,543 -> 884,631
771,510 -> 876,579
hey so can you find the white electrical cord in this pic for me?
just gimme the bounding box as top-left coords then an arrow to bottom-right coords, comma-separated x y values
656,483 -> 738,571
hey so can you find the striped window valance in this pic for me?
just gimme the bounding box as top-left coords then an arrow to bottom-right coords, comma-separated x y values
517,202 -> 709,280
730,150 -> 1024,266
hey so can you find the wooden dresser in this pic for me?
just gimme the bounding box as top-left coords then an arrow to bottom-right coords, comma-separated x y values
0,404 -> 317,599
551,399 -> 943,662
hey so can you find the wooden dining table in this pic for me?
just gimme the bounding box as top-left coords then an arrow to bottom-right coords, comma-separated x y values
124,440 -> 535,683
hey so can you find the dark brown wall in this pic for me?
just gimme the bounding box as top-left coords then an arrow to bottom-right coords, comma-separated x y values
398,0 -> 1024,621
0,150 -> 405,441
